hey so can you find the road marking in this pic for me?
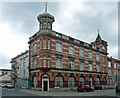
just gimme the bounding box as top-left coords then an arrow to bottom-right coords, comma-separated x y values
6,88 -> 14,90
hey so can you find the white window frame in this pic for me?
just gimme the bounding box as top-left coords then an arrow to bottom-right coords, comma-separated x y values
80,61 -> 84,71
43,23 -> 47,29
102,46 -> 105,50
48,23 -> 51,29
96,78 -> 100,85
69,60 -> 74,70
89,51 -> 92,59
108,70 -> 111,76
108,61 -> 111,68
43,56 -> 46,67
55,76 -> 63,87
33,43 -> 37,53
48,56 -> 50,68
40,23 -> 42,29
56,58 -> 62,68
48,39 -> 50,49
68,77 -> 75,87
89,63 -> 92,71
33,58 -> 37,69
80,49 -> 84,57
43,39 -> 46,49
69,45 -> 74,55
103,57 -> 105,63
56,42 -> 62,52
79,77 -> 84,85
114,70 -> 116,75
96,64 -> 100,72
114,63 -> 116,68
96,53 -> 99,61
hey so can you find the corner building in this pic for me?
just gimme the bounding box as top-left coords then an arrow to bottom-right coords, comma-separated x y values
29,8 -> 108,91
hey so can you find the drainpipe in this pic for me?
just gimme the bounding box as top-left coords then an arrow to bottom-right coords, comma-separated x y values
28,46 -> 31,89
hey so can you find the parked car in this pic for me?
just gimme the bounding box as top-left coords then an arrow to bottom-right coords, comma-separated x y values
0,83 -> 6,88
116,82 -> 120,93
4,83 -> 14,88
77,85 -> 94,92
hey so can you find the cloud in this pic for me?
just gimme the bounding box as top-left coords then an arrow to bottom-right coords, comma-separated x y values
53,2 -> 118,58
0,2 -> 118,68
0,53 -> 11,69
0,22 -> 29,68
0,23 -> 29,57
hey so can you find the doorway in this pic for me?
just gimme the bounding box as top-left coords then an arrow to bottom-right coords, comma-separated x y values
42,74 -> 49,91
43,81 -> 48,91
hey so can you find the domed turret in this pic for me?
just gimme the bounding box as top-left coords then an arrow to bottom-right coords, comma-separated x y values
37,2 -> 55,30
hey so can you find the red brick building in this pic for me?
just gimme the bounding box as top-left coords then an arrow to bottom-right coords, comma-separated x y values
28,8 -> 108,91
107,57 -> 120,88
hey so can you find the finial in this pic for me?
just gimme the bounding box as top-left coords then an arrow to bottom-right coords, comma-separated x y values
98,29 -> 99,34
45,2 -> 47,12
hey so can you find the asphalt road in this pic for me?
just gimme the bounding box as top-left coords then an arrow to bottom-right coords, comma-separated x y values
2,88 -> 35,96
1,87 -> 120,98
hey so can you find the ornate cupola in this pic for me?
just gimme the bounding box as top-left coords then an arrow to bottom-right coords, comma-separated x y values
37,2 -> 55,31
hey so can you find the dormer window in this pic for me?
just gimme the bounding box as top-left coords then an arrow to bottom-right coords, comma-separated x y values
43,23 -> 47,29
48,23 -> 51,29
102,46 -> 105,50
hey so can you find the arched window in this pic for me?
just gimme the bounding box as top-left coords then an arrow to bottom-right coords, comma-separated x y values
43,23 -> 47,28
88,77 -> 93,86
55,75 -> 63,87
48,23 -> 51,29
40,23 -> 42,29
103,77 -> 106,85
68,76 -> 75,87
96,78 -> 100,85
33,76 -> 38,88
79,77 -> 84,86
104,77 -> 106,82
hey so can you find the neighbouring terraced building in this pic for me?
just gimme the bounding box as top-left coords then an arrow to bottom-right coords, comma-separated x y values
107,57 -> 120,88
10,50 -> 29,89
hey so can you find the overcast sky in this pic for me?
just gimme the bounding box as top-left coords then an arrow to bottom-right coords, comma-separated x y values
0,1 -> 118,69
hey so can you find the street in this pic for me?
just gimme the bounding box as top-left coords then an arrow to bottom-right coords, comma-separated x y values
2,88 -> 35,96
1,87 -> 120,97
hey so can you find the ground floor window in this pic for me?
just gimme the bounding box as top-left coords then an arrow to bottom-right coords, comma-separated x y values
108,80 -> 111,86
55,75 -> 63,87
33,76 -> 38,88
96,78 -> 100,85
88,77 -> 93,86
68,76 -> 75,87
79,77 -> 84,86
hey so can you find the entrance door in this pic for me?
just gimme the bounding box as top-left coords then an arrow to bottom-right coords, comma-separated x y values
44,81 -> 48,91
42,74 -> 49,91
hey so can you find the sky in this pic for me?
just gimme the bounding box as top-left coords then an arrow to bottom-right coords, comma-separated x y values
0,0 -> 119,69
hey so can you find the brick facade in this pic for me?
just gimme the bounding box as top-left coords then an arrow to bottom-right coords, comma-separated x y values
107,57 -> 120,88
28,8 -> 111,91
